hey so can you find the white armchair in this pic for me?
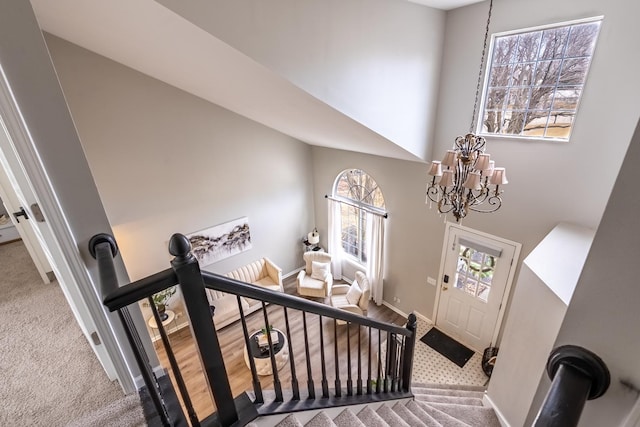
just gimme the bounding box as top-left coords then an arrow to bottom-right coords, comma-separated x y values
297,251 -> 333,298
330,271 -> 370,320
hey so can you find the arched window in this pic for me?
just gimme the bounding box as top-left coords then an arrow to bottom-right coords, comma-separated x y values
333,169 -> 385,263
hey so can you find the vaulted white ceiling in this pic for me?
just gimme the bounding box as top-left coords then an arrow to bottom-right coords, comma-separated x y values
29,0 -> 473,162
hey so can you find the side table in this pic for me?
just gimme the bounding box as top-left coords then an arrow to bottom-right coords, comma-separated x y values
243,328 -> 289,376
147,309 -> 176,339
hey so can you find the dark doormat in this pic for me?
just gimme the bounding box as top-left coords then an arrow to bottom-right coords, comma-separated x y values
420,328 -> 474,368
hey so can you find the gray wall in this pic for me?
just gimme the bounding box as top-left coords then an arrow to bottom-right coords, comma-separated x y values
433,0 -> 640,253
157,0 -> 445,161
45,35 -> 316,281
311,147 -> 445,318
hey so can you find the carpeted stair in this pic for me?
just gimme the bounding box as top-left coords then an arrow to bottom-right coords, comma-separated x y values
247,383 -> 500,427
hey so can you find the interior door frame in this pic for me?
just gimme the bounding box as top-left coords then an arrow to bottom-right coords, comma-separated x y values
433,222 -> 522,347
0,67 -> 134,392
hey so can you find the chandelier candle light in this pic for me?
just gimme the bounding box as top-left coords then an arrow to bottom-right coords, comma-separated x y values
426,0 -> 507,222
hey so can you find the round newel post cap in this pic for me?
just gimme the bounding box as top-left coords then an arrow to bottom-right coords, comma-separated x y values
547,344 -> 610,400
169,233 -> 193,260
88,233 -> 118,259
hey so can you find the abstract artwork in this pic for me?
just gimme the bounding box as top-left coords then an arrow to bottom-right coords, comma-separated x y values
187,217 -> 252,266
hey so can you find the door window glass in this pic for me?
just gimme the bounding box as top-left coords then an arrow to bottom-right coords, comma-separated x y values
455,244 -> 496,302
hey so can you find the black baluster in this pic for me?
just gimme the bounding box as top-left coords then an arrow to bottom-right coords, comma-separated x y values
334,319 -> 341,397
261,302 -> 283,402
319,315 -> 329,398
367,327 -> 372,395
283,307 -> 300,400
119,308 -> 172,426
302,312 -> 315,399
357,325 -> 363,395
386,332 -> 396,392
377,329 -> 382,394
346,322 -> 353,396
398,335 -> 406,392
149,298 -> 200,426
238,296 -> 262,404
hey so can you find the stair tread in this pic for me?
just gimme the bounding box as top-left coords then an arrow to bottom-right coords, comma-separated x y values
426,402 -> 501,427
305,411 -> 336,427
333,409 -> 365,427
414,394 -> 484,406
415,401 -> 471,427
412,386 -> 485,399
275,413 -> 304,427
405,401 -> 443,427
377,404 -> 411,427
426,403 -> 500,426
391,401 -> 430,427
357,405 -> 391,427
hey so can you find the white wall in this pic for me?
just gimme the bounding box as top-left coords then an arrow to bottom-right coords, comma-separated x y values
45,35 -> 316,281
156,0 -> 446,161
526,118 -> 640,426
487,223 -> 594,427
0,0 -> 150,390
434,0 -> 640,249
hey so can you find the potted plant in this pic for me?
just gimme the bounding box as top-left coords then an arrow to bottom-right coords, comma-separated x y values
151,286 -> 176,321
257,325 -> 279,347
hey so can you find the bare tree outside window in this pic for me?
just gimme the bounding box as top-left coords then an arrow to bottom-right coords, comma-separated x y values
479,18 -> 601,140
334,170 -> 385,264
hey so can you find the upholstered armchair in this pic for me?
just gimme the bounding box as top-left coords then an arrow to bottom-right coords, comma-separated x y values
330,271 -> 370,321
296,251 -> 333,298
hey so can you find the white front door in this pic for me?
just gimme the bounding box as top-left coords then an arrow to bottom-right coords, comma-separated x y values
435,224 -> 520,352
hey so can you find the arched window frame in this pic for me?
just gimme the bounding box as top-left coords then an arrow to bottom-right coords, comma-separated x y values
332,169 -> 385,264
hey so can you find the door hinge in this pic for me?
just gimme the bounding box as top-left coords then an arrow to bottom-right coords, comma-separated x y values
30,203 -> 46,222
90,331 -> 102,346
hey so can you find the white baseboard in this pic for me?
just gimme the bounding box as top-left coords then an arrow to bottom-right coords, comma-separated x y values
483,393 -> 511,427
283,267 -> 304,279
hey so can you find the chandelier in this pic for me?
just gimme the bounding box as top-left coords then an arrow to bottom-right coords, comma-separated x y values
426,0 -> 507,222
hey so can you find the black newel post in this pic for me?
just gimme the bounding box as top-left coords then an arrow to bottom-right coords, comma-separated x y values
169,233 -> 238,426
533,345 -> 610,427
401,312 -> 417,392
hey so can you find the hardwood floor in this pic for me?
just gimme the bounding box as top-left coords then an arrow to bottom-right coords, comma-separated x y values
153,278 -> 406,421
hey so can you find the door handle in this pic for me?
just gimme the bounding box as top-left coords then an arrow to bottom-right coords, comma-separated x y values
442,285 -> 449,291
13,207 -> 29,223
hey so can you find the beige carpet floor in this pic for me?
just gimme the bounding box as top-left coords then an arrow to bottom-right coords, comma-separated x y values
0,240 -> 145,426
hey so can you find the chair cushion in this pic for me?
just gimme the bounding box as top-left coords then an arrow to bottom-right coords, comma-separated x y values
254,277 -> 281,291
331,294 -> 350,307
346,280 -> 363,305
311,261 -> 330,280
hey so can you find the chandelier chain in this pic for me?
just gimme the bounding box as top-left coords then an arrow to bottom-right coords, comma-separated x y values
469,0 -> 494,134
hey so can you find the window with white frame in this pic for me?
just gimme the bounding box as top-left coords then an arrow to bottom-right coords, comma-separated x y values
333,169 -> 385,264
479,17 -> 602,140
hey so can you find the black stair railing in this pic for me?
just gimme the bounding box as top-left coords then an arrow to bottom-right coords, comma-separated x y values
533,345 -> 610,427
90,232 -> 418,426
